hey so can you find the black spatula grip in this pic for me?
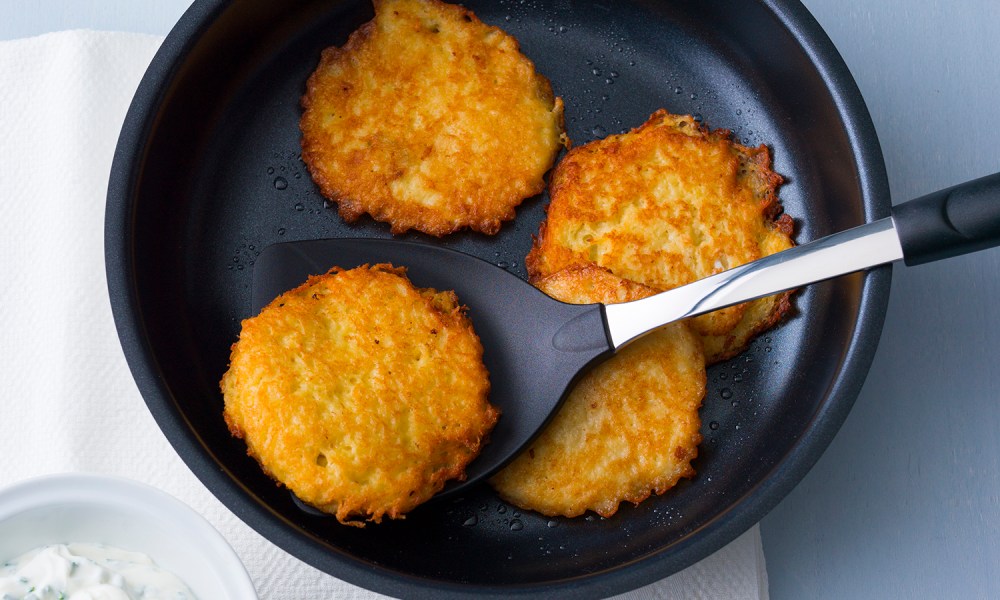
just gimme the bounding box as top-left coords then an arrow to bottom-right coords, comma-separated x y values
893,172 -> 1000,266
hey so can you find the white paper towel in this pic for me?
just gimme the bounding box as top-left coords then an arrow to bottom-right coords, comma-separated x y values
0,29 -> 768,600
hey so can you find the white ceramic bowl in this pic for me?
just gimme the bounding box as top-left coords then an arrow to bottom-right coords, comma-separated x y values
0,473 -> 257,599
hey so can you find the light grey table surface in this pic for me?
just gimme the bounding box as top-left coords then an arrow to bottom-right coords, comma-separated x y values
3,1 -> 998,598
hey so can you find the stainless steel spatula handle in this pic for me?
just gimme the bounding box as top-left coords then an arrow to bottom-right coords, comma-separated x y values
603,217 -> 903,349
604,171 -> 1000,350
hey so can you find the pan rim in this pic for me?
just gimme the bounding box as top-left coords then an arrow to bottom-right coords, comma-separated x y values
104,0 -> 892,597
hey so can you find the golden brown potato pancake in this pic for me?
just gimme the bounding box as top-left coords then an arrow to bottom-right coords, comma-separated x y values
220,264 -> 497,526
489,264 -> 705,518
526,110 -> 795,362
300,0 -> 566,236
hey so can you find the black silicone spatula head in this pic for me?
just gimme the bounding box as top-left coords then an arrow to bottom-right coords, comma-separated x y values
252,238 -> 614,497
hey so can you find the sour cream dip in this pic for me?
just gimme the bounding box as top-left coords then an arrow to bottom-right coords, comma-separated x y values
0,543 -> 196,600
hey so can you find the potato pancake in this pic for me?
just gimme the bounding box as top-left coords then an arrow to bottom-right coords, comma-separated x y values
526,110 -> 795,362
489,264 -> 705,518
220,264 -> 497,526
300,0 -> 566,236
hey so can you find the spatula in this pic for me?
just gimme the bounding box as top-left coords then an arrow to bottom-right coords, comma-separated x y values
253,172 -> 1000,500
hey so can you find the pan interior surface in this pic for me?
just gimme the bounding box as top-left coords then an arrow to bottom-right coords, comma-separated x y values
108,0 -> 889,595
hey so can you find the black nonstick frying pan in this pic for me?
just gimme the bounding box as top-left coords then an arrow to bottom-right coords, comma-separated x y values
107,0 -> 894,597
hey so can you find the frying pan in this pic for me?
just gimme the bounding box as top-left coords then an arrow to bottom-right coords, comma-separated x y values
106,0 -> 892,596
